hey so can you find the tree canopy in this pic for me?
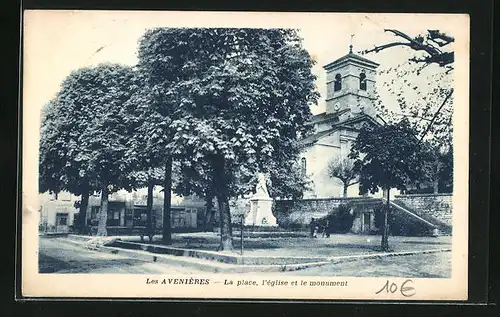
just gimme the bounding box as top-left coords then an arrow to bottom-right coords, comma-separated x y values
349,119 -> 436,195
39,63 -> 141,236
266,156 -> 311,200
60,64 -> 140,194
136,28 -> 319,250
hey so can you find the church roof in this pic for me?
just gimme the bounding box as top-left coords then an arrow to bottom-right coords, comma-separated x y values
307,108 -> 349,125
299,113 -> 381,147
300,128 -> 336,146
323,52 -> 380,70
331,113 -> 381,131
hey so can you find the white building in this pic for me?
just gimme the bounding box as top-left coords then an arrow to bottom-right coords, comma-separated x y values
38,188 -> 207,233
300,47 -> 384,198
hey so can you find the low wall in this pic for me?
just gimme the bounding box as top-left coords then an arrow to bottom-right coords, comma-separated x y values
273,197 -> 383,230
110,240 -> 326,265
394,194 -> 453,226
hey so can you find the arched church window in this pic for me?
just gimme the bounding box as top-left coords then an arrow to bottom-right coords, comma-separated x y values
301,157 -> 307,176
359,72 -> 367,90
334,74 -> 342,91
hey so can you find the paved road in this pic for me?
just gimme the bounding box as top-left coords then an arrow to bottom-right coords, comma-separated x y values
38,237 -> 205,274
279,251 -> 451,278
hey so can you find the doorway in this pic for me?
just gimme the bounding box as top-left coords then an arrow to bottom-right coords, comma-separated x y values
361,212 -> 371,233
55,212 -> 69,233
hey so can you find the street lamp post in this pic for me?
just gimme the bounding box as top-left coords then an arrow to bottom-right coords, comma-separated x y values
240,214 -> 244,257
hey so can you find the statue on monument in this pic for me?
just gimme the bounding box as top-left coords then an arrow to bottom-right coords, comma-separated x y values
254,173 -> 270,198
244,172 -> 277,227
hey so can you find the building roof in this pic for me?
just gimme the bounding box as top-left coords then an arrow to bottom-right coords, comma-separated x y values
331,113 -> 381,131
300,128 -> 336,146
306,108 -> 349,125
323,52 -> 380,70
300,113 -> 381,147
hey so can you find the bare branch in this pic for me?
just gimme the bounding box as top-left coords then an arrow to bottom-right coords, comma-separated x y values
409,51 -> 454,67
362,29 -> 454,68
362,42 -> 413,55
427,30 -> 455,45
384,29 -> 416,43
445,65 -> 454,74
418,88 -> 454,144
327,158 -> 358,186
384,29 -> 441,56
428,37 -> 447,48
390,113 -> 433,122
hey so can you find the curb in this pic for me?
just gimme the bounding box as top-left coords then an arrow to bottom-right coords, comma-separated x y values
63,238 -> 329,273
63,235 -> 451,273
111,240 -> 327,265
67,235 -> 327,265
326,248 -> 451,265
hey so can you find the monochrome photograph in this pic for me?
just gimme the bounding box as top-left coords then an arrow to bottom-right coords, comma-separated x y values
21,11 -> 470,300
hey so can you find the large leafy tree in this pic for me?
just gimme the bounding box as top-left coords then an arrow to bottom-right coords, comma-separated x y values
39,97 -> 98,233
349,120 -> 435,251
53,64 -> 140,236
140,28 -> 318,251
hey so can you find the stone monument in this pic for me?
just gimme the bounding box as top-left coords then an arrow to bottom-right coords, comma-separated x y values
244,173 -> 277,227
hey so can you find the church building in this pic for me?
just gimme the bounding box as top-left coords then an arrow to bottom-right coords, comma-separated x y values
300,46 -> 384,198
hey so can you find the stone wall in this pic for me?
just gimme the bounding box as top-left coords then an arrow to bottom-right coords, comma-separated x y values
273,197 -> 383,232
394,194 -> 453,226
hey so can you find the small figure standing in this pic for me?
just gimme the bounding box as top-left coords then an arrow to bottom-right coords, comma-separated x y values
310,217 -> 316,238
323,219 -> 331,238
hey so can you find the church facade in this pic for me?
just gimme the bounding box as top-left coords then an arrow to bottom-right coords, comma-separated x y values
300,48 -> 384,198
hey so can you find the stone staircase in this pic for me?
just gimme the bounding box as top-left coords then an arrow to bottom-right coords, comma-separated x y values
390,199 -> 452,236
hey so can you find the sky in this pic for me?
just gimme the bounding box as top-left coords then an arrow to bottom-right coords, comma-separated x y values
22,11 -> 469,206
23,11 -> 466,116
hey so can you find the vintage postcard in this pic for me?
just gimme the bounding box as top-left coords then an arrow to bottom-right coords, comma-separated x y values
21,10 -> 469,300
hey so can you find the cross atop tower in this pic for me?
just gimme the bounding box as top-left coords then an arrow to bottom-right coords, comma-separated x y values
349,34 -> 355,53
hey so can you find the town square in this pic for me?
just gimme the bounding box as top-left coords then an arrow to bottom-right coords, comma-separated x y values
24,12 -> 464,283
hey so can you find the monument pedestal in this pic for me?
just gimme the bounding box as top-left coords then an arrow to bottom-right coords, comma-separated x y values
244,172 -> 277,227
244,197 -> 277,227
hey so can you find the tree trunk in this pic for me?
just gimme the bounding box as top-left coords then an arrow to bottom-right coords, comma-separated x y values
343,183 -> 348,198
217,195 -> 233,251
162,157 -> 172,245
96,184 -> 109,236
381,188 -> 390,251
204,192 -> 214,232
146,178 -> 154,241
213,156 -> 233,251
433,180 -> 439,194
79,189 -> 90,234
433,157 -> 441,194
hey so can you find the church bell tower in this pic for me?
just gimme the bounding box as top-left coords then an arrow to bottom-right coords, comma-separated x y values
323,45 -> 379,117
